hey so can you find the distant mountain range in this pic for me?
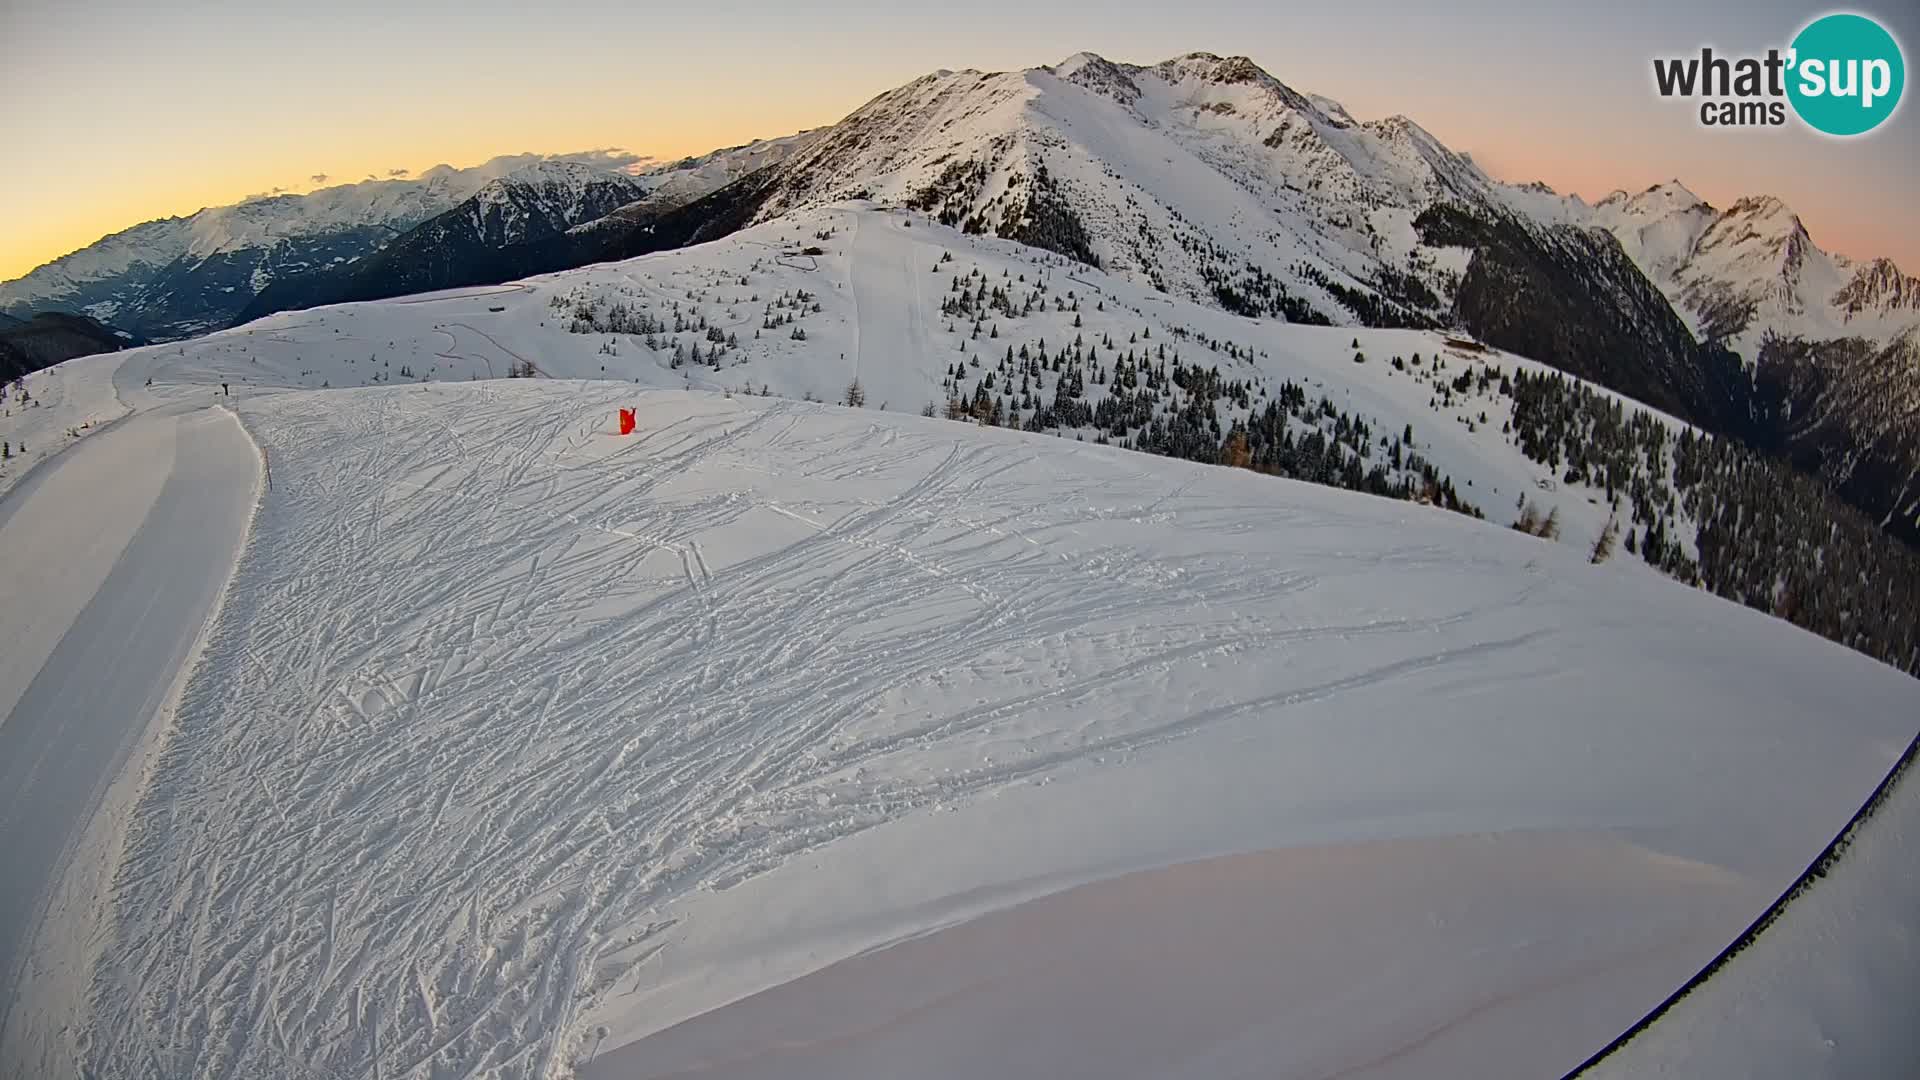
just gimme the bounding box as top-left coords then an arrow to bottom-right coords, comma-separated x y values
5,52 -> 1917,538
1594,183 -> 1920,357
235,134 -> 815,320
0,148 -> 797,342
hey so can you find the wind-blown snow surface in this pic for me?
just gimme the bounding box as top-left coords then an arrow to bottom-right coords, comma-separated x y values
1588,759 -> 1920,1079
10,372 -> 1915,1079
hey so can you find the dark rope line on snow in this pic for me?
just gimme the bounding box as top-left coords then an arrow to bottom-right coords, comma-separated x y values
1562,724 -> 1920,1077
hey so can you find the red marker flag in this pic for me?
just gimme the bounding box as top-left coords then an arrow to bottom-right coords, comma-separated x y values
618,408 -> 636,435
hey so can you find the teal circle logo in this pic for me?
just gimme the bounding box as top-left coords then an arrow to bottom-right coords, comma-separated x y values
1787,13 -> 1905,136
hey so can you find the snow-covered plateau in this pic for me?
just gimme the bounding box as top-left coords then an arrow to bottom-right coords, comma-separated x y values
1,204 -> 1915,1080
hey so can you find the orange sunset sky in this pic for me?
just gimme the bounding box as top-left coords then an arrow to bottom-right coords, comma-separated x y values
3,0 -> 1914,283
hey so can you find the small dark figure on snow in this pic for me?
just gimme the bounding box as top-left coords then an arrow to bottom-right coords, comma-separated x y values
221,382 -> 230,396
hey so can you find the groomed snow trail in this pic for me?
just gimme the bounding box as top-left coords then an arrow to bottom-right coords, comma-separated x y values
0,405 -> 257,1072
846,211 -> 935,407
57,380 -> 1920,1080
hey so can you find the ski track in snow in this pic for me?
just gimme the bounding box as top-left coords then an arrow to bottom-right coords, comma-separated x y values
0,406 -> 257,1077
53,375 -> 1917,1080
847,212 -> 933,403
54,395 -> 1448,1070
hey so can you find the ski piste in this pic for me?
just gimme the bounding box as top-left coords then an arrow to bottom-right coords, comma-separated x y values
4,337 -> 1916,1076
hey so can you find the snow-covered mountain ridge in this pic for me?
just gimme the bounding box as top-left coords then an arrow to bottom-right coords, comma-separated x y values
1592,180 -> 1920,358
715,52 -> 1912,360
1587,180 -> 1920,541
740,52 -> 1506,325
232,137 -> 822,330
10,51 -> 1911,369
0,148 -> 786,343
709,50 -> 1918,546
0,154 -> 628,339
607,131 -> 820,221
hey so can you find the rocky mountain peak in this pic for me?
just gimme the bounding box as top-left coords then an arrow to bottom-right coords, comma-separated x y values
1834,257 -> 1920,315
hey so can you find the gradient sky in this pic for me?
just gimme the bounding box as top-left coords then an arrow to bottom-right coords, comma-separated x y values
3,0 -> 1915,282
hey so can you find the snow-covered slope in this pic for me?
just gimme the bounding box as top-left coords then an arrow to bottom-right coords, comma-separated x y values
1589,181 -> 1719,291
1586,745 -> 1920,1079
0,353 -> 129,500
114,204 -> 1690,558
29,203 -> 1920,670
12,49 -> 1913,386
14,49 -> 1913,452
450,51 -> 1869,448
680,52 -> 1912,446
6,353 -> 1918,1079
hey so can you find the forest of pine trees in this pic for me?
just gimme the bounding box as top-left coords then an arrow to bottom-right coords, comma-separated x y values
1506,369 -> 1920,676
549,278 -> 815,371
934,318 -> 1480,520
